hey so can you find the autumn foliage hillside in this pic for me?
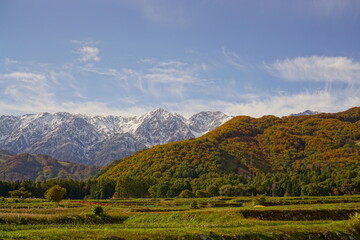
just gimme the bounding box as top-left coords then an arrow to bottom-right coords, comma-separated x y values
97,107 -> 360,185
0,153 -> 100,181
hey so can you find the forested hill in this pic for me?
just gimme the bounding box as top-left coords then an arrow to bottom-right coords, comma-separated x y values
97,107 -> 360,182
0,153 -> 100,181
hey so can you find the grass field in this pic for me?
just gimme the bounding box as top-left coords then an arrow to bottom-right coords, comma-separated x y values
1,196 -> 360,240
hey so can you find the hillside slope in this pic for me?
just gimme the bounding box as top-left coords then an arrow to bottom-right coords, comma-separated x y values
0,150 -> 13,163
97,107 -> 360,181
0,153 -> 100,181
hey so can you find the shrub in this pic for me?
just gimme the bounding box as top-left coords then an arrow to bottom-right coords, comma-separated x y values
178,189 -> 195,198
348,212 -> 360,231
92,205 -> 104,216
283,192 -> 291,197
206,185 -> 219,196
253,195 -> 267,206
190,200 -> 200,209
45,185 -> 66,203
219,184 -> 249,197
195,190 -> 211,198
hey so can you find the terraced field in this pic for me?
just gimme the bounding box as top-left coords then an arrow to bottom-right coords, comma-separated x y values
1,196 -> 360,239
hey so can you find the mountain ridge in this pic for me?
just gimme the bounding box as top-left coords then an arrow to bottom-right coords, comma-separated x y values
0,109 -> 231,166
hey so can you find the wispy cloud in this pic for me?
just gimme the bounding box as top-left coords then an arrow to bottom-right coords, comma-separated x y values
4,58 -> 19,65
70,40 -> 101,46
168,88 -> 360,118
0,66 -> 149,116
308,0 -> 360,19
121,0 -> 188,25
1,71 -> 52,104
78,46 -> 100,62
266,56 -> 360,84
0,53 -> 210,116
2,72 -> 46,83
222,47 -> 248,70
82,59 -> 208,98
144,61 -> 203,84
0,98 -> 150,117
1,43 -> 359,118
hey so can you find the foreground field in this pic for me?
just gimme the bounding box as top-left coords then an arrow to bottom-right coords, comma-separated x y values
1,196 -> 360,240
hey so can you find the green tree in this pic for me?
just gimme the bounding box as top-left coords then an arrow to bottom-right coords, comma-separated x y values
219,184 -> 249,196
9,187 -> 31,200
45,185 -> 66,203
92,205 -> 104,216
114,176 -> 150,198
178,189 -> 195,198
206,185 -> 219,196
195,189 -> 211,198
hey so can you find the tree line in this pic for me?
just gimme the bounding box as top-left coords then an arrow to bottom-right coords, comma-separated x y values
1,164 -> 360,199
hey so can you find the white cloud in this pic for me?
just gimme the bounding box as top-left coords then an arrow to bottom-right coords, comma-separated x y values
0,69 -> 149,117
0,57 -> 209,116
4,58 -> 19,65
145,67 -> 196,84
2,72 -> 46,83
71,40 -> 100,46
222,47 -> 248,70
78,46 -> 100,62
0,99 -> 150,117
166,89 -> 360,118
267,56 -> 360,84
2,52 -> 358,120
82,59 -> 207,98
1,71 -> 52,104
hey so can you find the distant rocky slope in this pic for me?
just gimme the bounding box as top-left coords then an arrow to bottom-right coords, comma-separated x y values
0,152 -> 99,181
0,109 -> 231,166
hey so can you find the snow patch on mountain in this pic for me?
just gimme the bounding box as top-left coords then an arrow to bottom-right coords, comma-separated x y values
0,109 -> 231,166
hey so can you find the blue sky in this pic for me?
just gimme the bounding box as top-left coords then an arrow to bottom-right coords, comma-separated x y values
1,0 -> 360,117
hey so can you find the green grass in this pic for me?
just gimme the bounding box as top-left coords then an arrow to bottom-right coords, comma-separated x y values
1,196 -> 360,239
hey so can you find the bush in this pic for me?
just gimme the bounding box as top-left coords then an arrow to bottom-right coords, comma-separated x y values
178,189 -> 195,198
195,190 -> 211,198
283,192 -> 291,197
348,212 -> 360,231
206,185 -> 219,196
253,195 -> 267,206
190,200 -> 200,209
92,205 -> 104,216
45,185 -> 66,203
219,184 -> 249,197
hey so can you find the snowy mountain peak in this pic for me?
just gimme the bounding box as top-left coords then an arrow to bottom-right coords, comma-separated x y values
290,110 -> 321,116
188,111 -> 232,135
0,109 -> 231,166
151,107 -> 168,114
143,108 -> 174,120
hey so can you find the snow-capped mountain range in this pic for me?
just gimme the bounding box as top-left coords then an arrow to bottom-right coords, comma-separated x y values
0,108 -> 231,166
